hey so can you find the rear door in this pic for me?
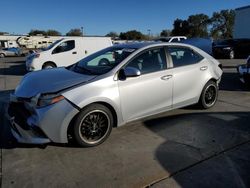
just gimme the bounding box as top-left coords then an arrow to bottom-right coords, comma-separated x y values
167,46 -> 207,108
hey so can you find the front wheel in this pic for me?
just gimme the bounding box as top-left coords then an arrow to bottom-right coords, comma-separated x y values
42,62 -> 56,69
199,81 -> 218,109
0,53 -> 5,58
73,104 -> 113,147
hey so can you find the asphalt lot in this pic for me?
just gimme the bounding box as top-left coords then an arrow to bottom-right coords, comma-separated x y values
0,57 -> 250,188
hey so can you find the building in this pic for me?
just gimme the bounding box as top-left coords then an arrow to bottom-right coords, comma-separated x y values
234,5 -> 250,38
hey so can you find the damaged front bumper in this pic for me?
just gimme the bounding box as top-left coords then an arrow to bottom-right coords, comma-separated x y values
7,94 -> 79,144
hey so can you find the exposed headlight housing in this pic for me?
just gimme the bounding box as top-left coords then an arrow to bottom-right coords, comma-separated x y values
37,94 -> 65,108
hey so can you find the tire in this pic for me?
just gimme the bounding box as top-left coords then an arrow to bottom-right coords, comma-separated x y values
42,62 -> 56,69
229,50 -> 234,59
0,53 -> 5,58
73,104 -> 113,147
199,80 -> 218,109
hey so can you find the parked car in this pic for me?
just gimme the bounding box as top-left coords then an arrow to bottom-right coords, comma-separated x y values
213,38 -> 250,59
155,36 -> 187,43
8,42 -> 222,147
0,47 -> 23,58
25,37 -> 112,71
237,56 -> 250,85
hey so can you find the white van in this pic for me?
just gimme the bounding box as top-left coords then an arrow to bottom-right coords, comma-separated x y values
26,37 -> 112,71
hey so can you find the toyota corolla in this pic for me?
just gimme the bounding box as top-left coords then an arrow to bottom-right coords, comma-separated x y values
8,42 -> 223,147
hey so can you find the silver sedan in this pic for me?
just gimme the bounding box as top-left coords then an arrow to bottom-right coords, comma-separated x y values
8,42 -> 223,147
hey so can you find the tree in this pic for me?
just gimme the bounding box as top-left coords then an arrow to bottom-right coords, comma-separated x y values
66,28 -> 82,36
187,14 -> 210,37
46,29 -> 61,36
105,31 -> 119,39
119,30 -> 146,40
160,29 -> 171,37
210,9 -> 235,39
29,29 -> 47,36
171,19 -> 190,36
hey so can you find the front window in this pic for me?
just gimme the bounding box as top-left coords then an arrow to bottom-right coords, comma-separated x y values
125,47 -> 167,75
73,47 -> 136,75
43,39 -> 63,51
52,40 -> 75,54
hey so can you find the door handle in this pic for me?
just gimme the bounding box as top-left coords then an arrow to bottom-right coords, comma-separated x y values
200,66 -> 208,71
72,51 -> 77,54
161,75 -> 173,80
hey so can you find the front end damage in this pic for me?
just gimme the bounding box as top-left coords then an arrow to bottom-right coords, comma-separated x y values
7,93 -> 79,144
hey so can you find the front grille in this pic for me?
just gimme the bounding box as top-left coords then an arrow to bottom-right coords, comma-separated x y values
8,102 -> 31,130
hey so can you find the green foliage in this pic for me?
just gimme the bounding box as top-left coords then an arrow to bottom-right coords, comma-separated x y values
210,9 -> 235,39
46,29 -> 61,36
29,29 -> 61,36
171,10 -> 235,39
119,30 -> 146,40
160,29 -> 171,37
172,19 -> 190,36
105,31 -> 119,39
187,14 -> 210,37
29,29 -> 47,36
66,28 -> 82,36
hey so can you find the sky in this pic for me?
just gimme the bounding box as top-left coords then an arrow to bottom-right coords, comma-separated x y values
1,0 -> 249,36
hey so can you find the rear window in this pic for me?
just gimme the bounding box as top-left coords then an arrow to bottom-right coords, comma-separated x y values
168,47 -> 204,67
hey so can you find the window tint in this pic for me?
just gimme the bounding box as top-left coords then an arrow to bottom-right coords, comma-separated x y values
52,40 -> 75,54
168,47 -> 203,67
126,48 -> 167,75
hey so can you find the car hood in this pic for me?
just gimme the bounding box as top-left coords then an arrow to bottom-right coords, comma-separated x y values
15,67 -> 96,98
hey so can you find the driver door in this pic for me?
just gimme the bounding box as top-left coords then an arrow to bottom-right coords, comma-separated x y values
118,47 -> 173,122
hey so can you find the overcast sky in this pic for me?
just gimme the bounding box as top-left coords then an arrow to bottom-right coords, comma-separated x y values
1,0 -> 249,35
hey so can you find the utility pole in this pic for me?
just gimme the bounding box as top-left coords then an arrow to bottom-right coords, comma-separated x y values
81,27 -> 84,36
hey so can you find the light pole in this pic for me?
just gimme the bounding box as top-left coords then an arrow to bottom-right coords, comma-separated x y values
81,27 -> 84,36
147,29 -> 151,38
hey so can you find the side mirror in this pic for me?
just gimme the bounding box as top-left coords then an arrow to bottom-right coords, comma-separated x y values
124,67 -> 141,77
118,67 -> 141,81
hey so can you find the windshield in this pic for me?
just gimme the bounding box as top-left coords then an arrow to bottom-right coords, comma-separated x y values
43,39 -> 63,51
73,46 -> 136,75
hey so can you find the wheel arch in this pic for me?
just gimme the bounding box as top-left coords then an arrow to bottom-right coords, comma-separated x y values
42,61 -> 57,69
67,101 -> 118,143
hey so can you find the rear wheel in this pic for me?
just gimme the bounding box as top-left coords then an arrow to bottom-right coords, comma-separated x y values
0,53 -> 5,58
199,81 -> 218,109
73,104 -> 113,147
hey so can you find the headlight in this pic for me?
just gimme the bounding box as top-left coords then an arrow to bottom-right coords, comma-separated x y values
37,94 -> 65,107
223,47 -> 231,50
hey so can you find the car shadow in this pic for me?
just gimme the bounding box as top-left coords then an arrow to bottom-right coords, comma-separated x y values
0,64 -> 27,76
219,72 -> 249,91
144,111 -> 250,187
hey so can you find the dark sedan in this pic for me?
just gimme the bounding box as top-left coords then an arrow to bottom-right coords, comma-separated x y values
213,38 -> 250,59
